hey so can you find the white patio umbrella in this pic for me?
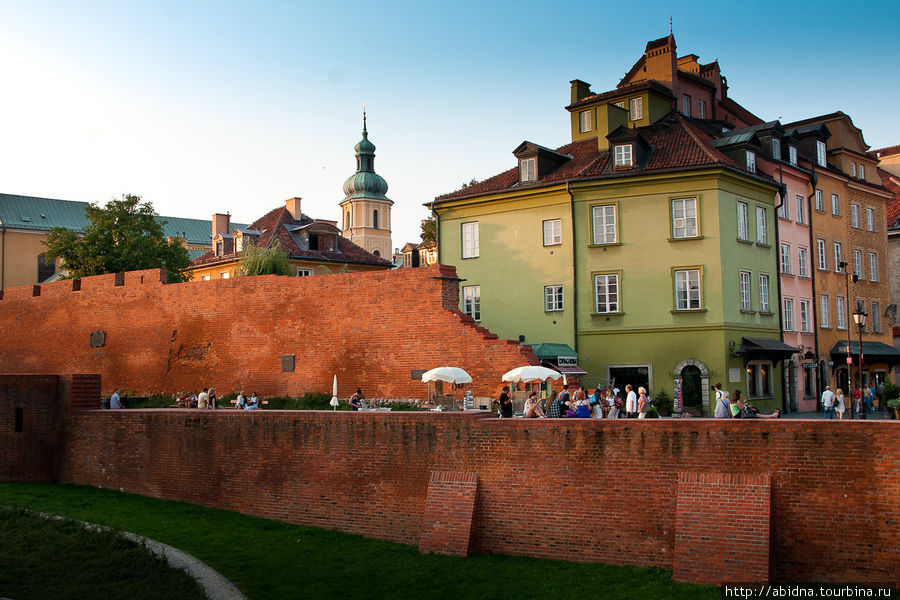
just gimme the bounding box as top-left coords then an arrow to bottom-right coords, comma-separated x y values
330,375 -> 339,410
502,365 -> 563,383
421,367 -> 473,385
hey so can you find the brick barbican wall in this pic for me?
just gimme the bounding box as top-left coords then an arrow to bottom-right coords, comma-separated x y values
2,376 -> 897,586
0,265 -> 537,399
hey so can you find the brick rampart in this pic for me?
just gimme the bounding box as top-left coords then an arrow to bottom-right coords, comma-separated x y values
0,266 -> 536,398
1,375 -> 898,586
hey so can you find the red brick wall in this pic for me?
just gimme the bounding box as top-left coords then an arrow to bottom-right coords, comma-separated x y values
0,374 -> 62,482
0,266 -> 536,398
419,471 -> 479,556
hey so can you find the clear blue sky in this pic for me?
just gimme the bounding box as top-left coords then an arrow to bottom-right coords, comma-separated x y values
1,0 -> 898,247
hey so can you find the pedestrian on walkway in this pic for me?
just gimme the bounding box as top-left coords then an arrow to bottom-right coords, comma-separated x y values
834,388 -> 845,419
109,388 -> 123,409
713,383 -> 730,418
625,385 -> 637,418
821,386 -> 835,419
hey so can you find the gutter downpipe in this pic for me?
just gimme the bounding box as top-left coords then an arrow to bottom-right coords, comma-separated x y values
1,223 -> 6,292
773,168 -> 788,413
430,202 -> 440,265
567,181 -> 578,354
806,167 -> 821,402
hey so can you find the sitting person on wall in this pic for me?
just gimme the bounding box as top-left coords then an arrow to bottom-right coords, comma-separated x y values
732,390 -> 780,419
245,392 -> 260,410
546,390 -> 565,418
349,389 -> 361,411
197,388 -> 209,409
524,391 -> 546,418
573,389 -> 592,418
236,391 -> 247,410
208,387 -> 218,409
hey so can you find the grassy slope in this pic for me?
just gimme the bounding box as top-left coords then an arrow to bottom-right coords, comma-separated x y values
0,483 -> 716,600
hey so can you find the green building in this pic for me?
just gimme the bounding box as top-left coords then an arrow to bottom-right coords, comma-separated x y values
431,63 -> 795,414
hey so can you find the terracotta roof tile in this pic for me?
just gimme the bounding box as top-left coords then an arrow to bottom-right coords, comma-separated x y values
879,167 -> 900,229
875,144 -> 900,158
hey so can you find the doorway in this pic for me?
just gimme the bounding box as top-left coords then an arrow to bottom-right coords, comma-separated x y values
607,365 -> 650,397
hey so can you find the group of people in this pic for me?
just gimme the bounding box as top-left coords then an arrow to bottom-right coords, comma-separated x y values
712,383 -> 781,419
234,391 -> 261,410
499,383 -> 651,419
173,388 -> 261,409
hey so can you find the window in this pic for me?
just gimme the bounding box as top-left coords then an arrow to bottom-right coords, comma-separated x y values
740,271 -> 752,311
772,138 -> 781,160
629,97 -> 643,121
462,286 -> 481,321
778,195 -> 789,220
674,269 -> 701,310
851,162 -> 857,177
373,209 -> 379,229
594,273 -> 620,313
614,144 -> 633,167
37,253 -> 55,283
789,146 -> 798,166
698,99 -> 706,119
831,193 -> 840,216
854,250 -> 863,279
873,302 -> 881,333
235,236 -> 243,252
820,294 -> 831,328
201,275 -> 211,281
796,194 -> 806,224
579,110 -> 592,133
836,295 -> 846,330
816,140 -> 827,167
783,298 -> 795,331
851,204 -> 859,228
780,243 -> 792,275
682,94 -> 691,116
592,205 -> 617,244
866,207 -> 875,232
461,222 -> 479,258
344,211 -> 350,230
671,198 -> 698,238
545,285 -> 564,311
746,150 -> 756,173
869,252 -> 878,281
833,242 -> 842,271
817,238 -> 827,270
756,207 -> 767,244
759,274 -> 770,312
220,272 -> 229,279
815,189 -> 824,212
297,268 -> 312,277
800,299 -> 812,333
737,201 -> 749,241
543,219 -> 562,246
859,164 -> 865,179
747,361 -> 774,398
798,247 -> 809,277
215,241 -> 223,256
520,157 -> 536,183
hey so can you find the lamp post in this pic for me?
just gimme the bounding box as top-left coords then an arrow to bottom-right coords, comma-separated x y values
839,261 -> 854,419
852,306 -> 868,419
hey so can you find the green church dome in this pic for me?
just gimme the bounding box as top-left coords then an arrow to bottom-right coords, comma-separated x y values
342,113 -> 392,203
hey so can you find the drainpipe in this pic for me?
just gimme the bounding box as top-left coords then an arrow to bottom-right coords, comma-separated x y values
773,179 -> 787,412
806,167 -> 821,398
566,182 -> 578,354
1,223 -> 6,292
430,202 -> 440,265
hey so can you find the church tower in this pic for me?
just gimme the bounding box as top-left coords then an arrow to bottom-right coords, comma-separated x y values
340,112 -> 393,258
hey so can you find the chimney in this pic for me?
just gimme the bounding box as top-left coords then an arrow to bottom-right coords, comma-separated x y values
212,213 -> 231,238
570,79 -> 592,104
286,197 -> 302,220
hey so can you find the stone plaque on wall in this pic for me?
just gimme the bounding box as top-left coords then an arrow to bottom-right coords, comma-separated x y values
281,354 -> 295,372
411,369 -> 426,380
90,331 -> 106,348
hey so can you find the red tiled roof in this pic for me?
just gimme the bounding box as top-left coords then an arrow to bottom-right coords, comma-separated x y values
193,205 -> 391,267
879,167 -> 900,230
875,144 -> 900,158
434,113 -> 767,203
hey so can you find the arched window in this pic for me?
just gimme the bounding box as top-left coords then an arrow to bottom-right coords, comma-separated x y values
37,253 -> 55,282
373,209 -> 379,229
373,249 -> 380,257
344,211 -> 350,230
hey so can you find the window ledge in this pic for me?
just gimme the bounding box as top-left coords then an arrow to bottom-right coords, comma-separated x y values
591,311 -> 624,317
777,216 -> 793,222
588,242 -> 622,248
668,235 -> 704,242
759,311 -> 775,316
544,309 -> 564,313
670,308 -> 707,314
737,238 -> 753,245
756,242 -> 771,248
740,309 -> 757,314
461,256 -> 479,260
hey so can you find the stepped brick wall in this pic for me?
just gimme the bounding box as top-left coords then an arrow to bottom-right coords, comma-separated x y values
2,374 -> 898,586
0,265 -> 537,399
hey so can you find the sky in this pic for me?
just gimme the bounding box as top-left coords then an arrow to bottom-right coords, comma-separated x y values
1,0 -> 899,248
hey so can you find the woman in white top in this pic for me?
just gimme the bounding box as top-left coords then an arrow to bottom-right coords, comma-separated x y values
834,388 -> 845,419
524,391 -> 546,418
637,387 -> 649,419
606,390 -> 619,419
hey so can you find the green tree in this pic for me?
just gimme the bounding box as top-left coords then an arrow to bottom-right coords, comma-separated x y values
43,194 -> 192,283
420,216 -> 436,246
237,240 -> 292,276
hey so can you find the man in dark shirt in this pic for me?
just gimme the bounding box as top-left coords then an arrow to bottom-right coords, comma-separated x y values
498,386 -> 513,418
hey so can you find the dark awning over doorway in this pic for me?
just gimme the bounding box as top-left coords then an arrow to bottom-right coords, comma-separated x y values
829,341 -> 900,367
528,343 -> 588,376
741,337 -> 800,361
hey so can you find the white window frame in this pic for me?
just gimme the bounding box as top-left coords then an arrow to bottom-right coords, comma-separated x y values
800,299 -> 812,333
795,194 -> 806,225
461,222 -> 479,259
674,269 -> 701,310
462,285 -> 481,321
759,274 -> 770,313
851,204 -> 860,228
854,249 -> 863,279
296,268 -> 312,277
869,252 -> 878,281
772,138 -> 781,160
873,302 -> 881,333
520,157 -> 536,183
836,295 -> 847,330
756,206 -> 767,244
833,242 -> 843,272
820,294 -> 831,328
851,162 -> 857,177
778,195 -> 789,220
591,204 -> 617,245
780,243 -> 792,275
629,97 -> 643,121
579,110 -> 592,133
789,146 -> 798,166
798,247 -> 809,277
594,273 -> 620,314
682,94 -> 691,116
783,297 -> 795,331
816,140 -> 827,167
740,270 -> 752,311
544,285 -> 564,312
220,272 -> 230,279
543,219 -> 562,246
614,144 -> 633,167
866,207 -> 875,232
201,275 -> 211,281
817,238 -> 827,271
832,193 -> 840,216
746,150 -> 756,173
698,99 -> 706,119
815,189 -> 824,212
737,201 -> 749,241
671,198 -> 698,238
859,164 -> 865,179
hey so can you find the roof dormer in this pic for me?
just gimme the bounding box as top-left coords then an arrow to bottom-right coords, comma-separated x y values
713,129 -> 764,174
512,141 -> 572,184
606,126 -> 651,170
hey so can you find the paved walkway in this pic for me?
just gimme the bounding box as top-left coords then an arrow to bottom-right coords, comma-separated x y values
780,408 -> 893,420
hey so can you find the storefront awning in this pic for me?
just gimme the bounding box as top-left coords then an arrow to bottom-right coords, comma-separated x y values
529,343 -> 587,377
740,337 -> 800,361
544,363 -> 588,377
829,340 -> 900,367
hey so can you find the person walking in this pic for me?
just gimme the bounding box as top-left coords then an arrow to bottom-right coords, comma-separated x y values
606,389 -> 620,419
625,384 -> 637,418
713,382 -> 730,418
109,388 -> 123,409
637,387 -> 650,419
821,386 -> 835,419
589,388 -> 604,419
834,388 -> 845,419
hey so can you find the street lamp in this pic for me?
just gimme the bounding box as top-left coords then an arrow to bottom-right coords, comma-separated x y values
852,306 -> 868,419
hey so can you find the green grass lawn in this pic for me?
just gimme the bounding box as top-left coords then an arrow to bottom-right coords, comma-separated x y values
0,482 -> 717,600
0,506 -> 205,600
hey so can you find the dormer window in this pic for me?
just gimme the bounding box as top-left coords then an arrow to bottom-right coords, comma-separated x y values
772,138 -> 781,161
851,162 -> 857,177
235,236 -> 243,252
789,146 -> 798,166
816,140 -> 827,167
520,157 -> 536,183
579,110 -> 592,133
614,144 -> 633,167
859,164 -> 865,180
746,150 -> 756,174
215,241 -> 223,256
629,98 -> 643,121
